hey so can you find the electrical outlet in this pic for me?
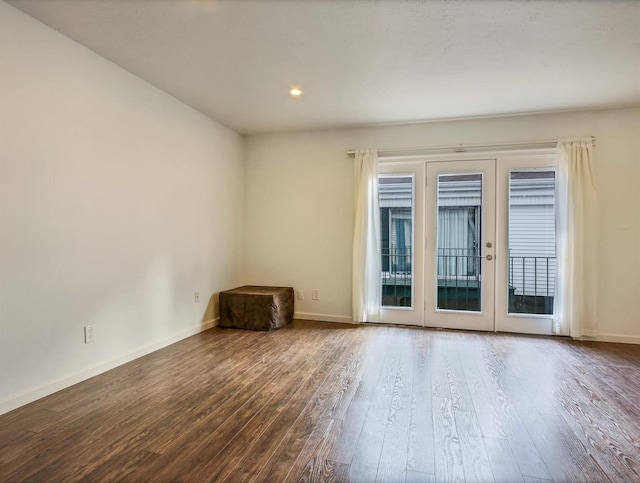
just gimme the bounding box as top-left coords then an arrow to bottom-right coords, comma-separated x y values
194,291 -> 200,303
296,290 -> 304,300
84,325 -> 94,344
312,289 -> 319,300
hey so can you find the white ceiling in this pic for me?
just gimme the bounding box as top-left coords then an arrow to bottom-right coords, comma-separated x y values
7,0 -> 640,135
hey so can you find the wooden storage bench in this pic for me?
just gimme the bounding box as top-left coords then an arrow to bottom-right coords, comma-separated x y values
219,286 -> 294,331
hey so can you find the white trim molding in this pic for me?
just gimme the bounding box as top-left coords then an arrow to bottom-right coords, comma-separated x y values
294,312 -> 354,325
0,319 -> 218,416
592,333 -> 640,345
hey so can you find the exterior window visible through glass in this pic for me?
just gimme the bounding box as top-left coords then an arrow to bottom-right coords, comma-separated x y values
436,174 -> 482,311
379,175 -> 413,308
508,170 -> 556,315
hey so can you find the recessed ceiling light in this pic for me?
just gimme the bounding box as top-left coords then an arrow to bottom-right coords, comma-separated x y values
290,88 -> 302,97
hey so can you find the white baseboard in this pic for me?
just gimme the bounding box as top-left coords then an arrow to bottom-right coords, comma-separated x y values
593,333 -> 640,345
0,318 -> 218,416
289,316 -> 640,344
5,316 -> 633,416
294,312 -> 354,325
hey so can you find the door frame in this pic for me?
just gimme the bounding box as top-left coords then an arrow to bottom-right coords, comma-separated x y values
378,148 -> 556,334
377,160 -> 425,327
495,152 -> 556,335
425,159 -> 496,331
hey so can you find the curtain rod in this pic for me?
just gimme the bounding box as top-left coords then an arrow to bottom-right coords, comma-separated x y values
345,136 -> 596,158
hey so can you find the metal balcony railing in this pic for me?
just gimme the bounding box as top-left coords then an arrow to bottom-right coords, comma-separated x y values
381,246 -> 412,274
436,248 -> 481,311
380,245 -> 556,314
508,255 -> 556,315
381,247 -> 412,307
436,248 -> 481,279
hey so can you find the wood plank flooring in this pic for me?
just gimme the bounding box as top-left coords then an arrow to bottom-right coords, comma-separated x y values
1,319 -> 639,482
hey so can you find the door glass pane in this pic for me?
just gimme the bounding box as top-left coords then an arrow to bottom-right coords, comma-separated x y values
379,175 -> 413,308
508,170 -> 556,315
436,174 -> 482,311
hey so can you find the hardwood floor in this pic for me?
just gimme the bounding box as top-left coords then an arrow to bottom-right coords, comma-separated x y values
1,319 -> 639,482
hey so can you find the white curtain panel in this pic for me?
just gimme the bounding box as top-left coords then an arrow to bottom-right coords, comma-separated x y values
352,149 -> 381,322
554,137 -> 598,337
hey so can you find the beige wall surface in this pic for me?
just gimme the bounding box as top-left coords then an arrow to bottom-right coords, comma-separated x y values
0,2 -> 244,412
244,107 -> 640,342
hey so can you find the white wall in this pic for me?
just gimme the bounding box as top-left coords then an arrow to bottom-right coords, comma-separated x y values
2,1 -> 638,417
0,2 -> 244,413
244,107 -> 640,342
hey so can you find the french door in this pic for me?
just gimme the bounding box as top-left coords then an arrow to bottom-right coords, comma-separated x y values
378,161 -> 425,327
378,151 -> 556,335
495,154 -> 556,335
425,160 -> 495,331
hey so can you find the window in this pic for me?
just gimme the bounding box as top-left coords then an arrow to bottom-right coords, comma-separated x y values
508,170 -> 556,315
436,174 -> 482,311
379,175 -> 413,307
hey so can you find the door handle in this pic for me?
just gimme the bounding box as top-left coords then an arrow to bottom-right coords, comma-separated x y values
486,254 -> 494,261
